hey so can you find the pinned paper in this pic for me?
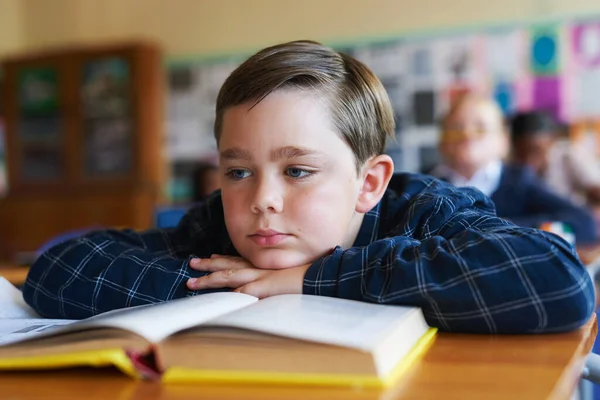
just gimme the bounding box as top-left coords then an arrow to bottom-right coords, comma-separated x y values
485,30 -> 526,80
571,23 -> 600,69
571,70 -> 600,119
432,36 -> 482,87
352,41 -> 406,80
530,26 -> 561,75
411,47 -> 433,78
412,90 -> 436,126
533,76 -> 562,120
493,81 -> 515,115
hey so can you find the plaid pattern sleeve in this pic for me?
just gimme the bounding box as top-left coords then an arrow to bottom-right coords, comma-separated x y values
303,174 -> 596,333
23,193 -> 233,319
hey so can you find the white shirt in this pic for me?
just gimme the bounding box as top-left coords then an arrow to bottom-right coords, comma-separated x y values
431,160 -> 503,197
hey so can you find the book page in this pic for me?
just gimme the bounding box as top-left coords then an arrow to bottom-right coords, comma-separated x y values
0,277 -> 40,319
0,292 -> 257,346
206,294 -> 425,352
0,319 -> 74,345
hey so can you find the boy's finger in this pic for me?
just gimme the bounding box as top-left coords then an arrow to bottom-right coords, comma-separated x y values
235,280 -> 273,299
189,256 -> 249,271
186,268 -> 264,290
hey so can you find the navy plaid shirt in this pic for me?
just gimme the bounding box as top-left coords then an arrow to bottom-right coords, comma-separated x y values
23,173 -> 595,333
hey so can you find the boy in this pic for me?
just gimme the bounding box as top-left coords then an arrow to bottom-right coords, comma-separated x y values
23,41 -> 594,334
511,111 -> 600,206
431,94 -> 598,244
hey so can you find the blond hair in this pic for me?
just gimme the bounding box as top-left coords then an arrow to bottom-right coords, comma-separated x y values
442,92 -> 505,134
214,40 -> 395,169
440,92 -> 509,160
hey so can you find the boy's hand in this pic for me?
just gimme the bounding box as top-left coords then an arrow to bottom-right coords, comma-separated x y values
186,254 -> 310,298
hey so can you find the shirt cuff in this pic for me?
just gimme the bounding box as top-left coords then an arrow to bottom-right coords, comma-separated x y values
302,246 -> 344,297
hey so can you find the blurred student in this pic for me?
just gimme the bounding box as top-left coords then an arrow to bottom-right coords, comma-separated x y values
511,111 -> 600,206
191,162 -> 220,202
430,93 -> 598,244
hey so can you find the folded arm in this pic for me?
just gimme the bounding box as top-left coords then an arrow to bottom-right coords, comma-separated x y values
304,201 -> 595,333
23,199 -> 228,319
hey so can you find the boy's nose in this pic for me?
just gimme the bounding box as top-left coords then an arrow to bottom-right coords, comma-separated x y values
250,179 -> 284,214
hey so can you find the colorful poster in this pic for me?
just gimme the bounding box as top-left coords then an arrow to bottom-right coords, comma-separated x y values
432,36 -> 482,87
530,26 -> 561,75
352,41 -> 406,80
411,46 -> 432,78
514,78 -> 533,111
432,35 -> 484,110
167,118 -> 217,160
571,70 -> 600,119
571,22 -> 600,69
493,81 -> 515,115
533,76 -> 562,120
485,30 -> 526,80
412,90 -> 436,126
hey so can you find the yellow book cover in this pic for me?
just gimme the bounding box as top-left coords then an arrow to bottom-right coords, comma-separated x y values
0,293 -> 435,387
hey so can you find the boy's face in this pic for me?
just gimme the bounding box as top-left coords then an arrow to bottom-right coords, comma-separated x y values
218,89 -> 365,270
440,99 -> 507,173
512,134 -> 555,176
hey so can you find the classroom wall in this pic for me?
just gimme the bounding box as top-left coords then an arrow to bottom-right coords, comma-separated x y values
10,0 -> 600,59
0,0 -> 24,59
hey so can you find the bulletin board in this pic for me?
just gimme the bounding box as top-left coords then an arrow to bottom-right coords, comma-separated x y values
165,16 -> 600,199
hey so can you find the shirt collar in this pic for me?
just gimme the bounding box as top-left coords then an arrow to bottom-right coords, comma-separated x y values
433,161 -> 503,197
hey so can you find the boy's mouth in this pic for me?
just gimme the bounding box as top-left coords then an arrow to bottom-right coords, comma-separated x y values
249,229 -> 290,246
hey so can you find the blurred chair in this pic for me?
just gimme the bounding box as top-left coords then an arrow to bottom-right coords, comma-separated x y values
12,227 -> 96,266
155,206 -> 188,228
38,228 -> 96,253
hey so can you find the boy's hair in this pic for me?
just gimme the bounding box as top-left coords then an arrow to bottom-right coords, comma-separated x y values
441,92 -> 505,134
214,40 -> 395,169
510,111 -> 558,141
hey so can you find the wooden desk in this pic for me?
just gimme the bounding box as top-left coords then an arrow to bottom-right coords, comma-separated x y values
0,316 -> 595,400
0,263 -> 29,286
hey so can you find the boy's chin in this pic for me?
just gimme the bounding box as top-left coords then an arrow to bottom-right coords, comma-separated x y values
246,251 -> 313,270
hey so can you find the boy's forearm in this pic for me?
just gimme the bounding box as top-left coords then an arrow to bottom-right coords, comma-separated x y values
303,224 -> 595,334
22,231 -> 203,319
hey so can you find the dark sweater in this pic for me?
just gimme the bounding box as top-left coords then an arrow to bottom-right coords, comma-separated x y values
433,164 -> 598,244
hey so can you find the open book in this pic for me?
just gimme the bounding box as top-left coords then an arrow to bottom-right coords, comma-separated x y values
0,293 -> 436,387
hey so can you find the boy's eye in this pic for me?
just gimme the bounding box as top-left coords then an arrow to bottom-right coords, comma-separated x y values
226,169 -> 252,180
285,167 -> 311,179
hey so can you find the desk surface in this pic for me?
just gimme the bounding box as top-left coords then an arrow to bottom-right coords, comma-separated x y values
0,316 -> 596,400
0,263 -> 29,286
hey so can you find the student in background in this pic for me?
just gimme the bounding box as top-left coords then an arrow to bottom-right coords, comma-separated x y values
430,93 -> 598,244
23,41 -> 594,334
191,162 -> 220,202
510,111 -> 600,206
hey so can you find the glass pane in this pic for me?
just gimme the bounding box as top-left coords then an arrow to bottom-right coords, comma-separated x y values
81,57 -> 133,177
17,67 -> 63,181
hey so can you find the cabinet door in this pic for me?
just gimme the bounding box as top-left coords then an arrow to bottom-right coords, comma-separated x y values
3,58 -> 69,189
79,55 -> 135,179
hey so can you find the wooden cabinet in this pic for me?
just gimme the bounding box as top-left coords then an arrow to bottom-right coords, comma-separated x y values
0,42 -> 165,259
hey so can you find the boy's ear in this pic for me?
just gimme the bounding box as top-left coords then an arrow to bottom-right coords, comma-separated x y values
356,155 -> 394,214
